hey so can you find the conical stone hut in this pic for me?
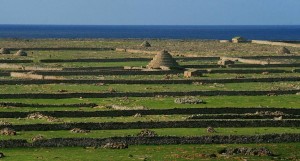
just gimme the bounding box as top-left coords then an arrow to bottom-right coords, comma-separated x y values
147,50 -> 180,69
140,41 -> 151,47
277,47 -> 291,54
15,50 -> 27,56
0,48 -> 10,54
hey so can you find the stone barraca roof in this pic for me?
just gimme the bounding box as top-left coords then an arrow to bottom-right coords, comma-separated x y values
147,50 -> 180,69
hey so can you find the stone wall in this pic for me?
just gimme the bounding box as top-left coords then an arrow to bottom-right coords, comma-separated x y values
0,60 -> 32,63
8,47 -> 114,51
0,134 -> 300,148
0,89 -> 299,99
1,134 -> 300,148
252,40 -> 300,47
10,72 -> 64,80
0,64 -> 62,71
1,76 -> 299,85
40,58 -> 150,63
1,107 -> 300,118
183,63 -> 300,68
2,120 -> 300,131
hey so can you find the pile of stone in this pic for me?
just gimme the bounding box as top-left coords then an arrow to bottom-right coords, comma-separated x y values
107,105 -> 147,110
70,128 -> 90,133
207,127 -> 217,133
253,111 -> 285,116
57,89 -> 68,93
31,135 -> 46,142
0,128 -> 16,136
133,113 -> 142,117
102,142 -> 128,149
174,97 -> 204,104
218,147 -> 274,156
137,129 -> 158,137
273,116 -> 283,121
26,112 -> 61,122
0,120 -> 12,126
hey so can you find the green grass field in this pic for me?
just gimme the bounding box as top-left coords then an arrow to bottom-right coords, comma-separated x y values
1,128 -> 300,141
1,39 -> 300,160
2,143 -> 300,161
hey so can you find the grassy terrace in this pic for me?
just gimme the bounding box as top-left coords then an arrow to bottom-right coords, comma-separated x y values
0,95 -> 300,112
0,115 -> 188,124
1,39 -> 300,55
0,82 -> 299,94
1,128 -> 300,141
1,143 -> 299,161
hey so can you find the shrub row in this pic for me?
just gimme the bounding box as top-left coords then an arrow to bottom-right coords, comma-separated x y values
1,107 -> 300,118
1,133 -> 300,148
0,77 -> 300,85
2,120 -> 300,131
0,90 -> 299,99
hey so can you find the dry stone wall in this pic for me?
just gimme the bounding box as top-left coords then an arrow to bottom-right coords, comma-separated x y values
1,134 -> 300,148
252,40 -> 300,47
1,107 -> 300,118
2,120 -> 300,131
0,90 -> 299,99
0,77 -> 300,85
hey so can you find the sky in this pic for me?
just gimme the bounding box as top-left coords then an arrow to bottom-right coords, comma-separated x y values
0,0 -> 299,25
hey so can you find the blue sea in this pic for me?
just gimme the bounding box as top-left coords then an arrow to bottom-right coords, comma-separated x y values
0,25 -> 300,40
